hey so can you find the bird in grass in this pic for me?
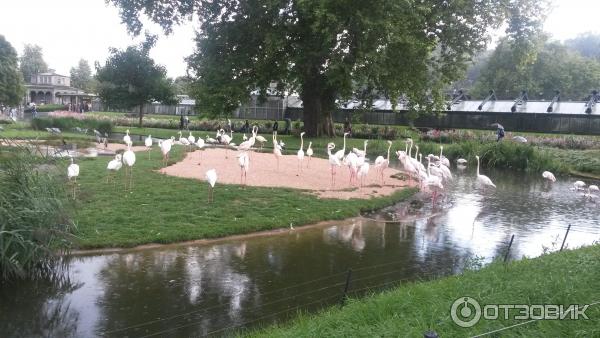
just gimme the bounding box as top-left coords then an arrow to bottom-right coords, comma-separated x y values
255,133 -> 268,151
513,136 -> 528,143
187,131 -> 196,151
475,155 -> 496,190
123,143 -> 136,190
160,136 -> 175,167
542,171 -> 556,183
145,135 -> 153,159
195,137 -> 205,163
306,141 -> 313,167
178,130 -> 191,150
237,152 -> 250,186
205,169 -> 217,203
242,133 -> 248,141
67,157 -> 79,198
106,154 -> 123,184
123,129 -> 131,146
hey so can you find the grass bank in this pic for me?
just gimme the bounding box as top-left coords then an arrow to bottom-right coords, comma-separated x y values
248,244 -> 600,337
72,145 -> 417,249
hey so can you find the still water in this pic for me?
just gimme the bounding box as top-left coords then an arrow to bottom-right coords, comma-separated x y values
1,169 -> 599,337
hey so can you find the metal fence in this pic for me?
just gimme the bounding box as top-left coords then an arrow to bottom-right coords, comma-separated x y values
91,101 -> 196,115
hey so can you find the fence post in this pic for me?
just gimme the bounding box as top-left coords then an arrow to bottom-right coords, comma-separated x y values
560,224 -> 572,252
504,234 -> 515,263
340,269 -> 352,307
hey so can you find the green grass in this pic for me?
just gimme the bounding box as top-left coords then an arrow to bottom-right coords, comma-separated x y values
248,244 -> 600,337
71,145 -> 417,249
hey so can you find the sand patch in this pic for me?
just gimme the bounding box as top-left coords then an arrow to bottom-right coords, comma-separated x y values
159,147 -> 413,200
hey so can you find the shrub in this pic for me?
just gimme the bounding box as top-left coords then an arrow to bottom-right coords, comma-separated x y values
0,143 -> 74,280
31,117 -> 113,134
24,104 -> 67,113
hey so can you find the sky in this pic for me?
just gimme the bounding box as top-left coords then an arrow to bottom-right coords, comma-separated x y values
0,0 -> 599,79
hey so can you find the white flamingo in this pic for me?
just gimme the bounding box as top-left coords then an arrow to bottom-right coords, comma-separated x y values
297,132 -> 305,175
590,185 -> 599,192
255,129 -> 268,150
242,133 -> 248,141
424,158 -> 444,205
334,132 -> 350,161
205,135 -> 218,145
273,131 -> 283,170
106,153 -> 123,183
67,157 -> 79,198
237,152 -> 249,186
160,136 -> 174,167
178,131 -> 190,150
187,131 -> 196,151
542,171 -> 556,183
237,126 -> 257,152
219,128 -> 233,158
123,143 -> 136,190
123,129 -> 131,146
205,169 -> 217,203
457,158 -> 468,165
306,141 -> 313,167
573,181 -> 586,191
374,140 -> 392,185
475,155 -> 496,190
344,152 -> 359,186
195,137 -> 205,163
357,161 -> 370,188
145,135 -> 153,159
439,146 -> 450,167
397,151 -> 418,183
327,143 -> 341,188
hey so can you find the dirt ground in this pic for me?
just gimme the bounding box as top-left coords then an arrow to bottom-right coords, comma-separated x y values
158,147 -> 413,200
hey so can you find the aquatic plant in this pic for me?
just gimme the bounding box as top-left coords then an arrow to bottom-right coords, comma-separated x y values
0,140 -> 75,280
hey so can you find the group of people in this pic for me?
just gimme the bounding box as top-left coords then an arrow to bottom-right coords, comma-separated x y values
0,105 -> 19,120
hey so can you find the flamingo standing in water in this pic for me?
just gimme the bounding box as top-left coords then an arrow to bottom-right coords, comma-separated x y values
306,142 -> 313,168
542,171 -> 556,183
475,155 -> 496,190
297,132 -> 305,175
374,141 -> 392,185
205,169 -> 217,203
237,152 -> 249,186
424,158 -> 444,205
67,157 -> 79,198
272,131 -> 283,170
144,135 -> 153,159
327,143 -> 341,188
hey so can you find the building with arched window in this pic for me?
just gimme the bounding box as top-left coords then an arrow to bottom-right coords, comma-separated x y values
23,70 -> 95,107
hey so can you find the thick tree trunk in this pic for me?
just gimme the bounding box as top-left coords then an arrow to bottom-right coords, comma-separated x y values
138,104 -> 144,128
300,79 -> 336,137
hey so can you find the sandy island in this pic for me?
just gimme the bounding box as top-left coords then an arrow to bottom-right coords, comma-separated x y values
158,147 -> 413,200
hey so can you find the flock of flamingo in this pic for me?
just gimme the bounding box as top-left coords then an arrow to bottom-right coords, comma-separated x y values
65,124 -> 599,204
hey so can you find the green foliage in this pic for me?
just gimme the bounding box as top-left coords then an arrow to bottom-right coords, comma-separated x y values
249,245 -> 600,337
108,0 -> 547,136
31,117 -> 113,134
472,37 -> 600,100
565,33 -> 600,61
172,76 -> 193,95
19,44 -> 48,82
24,104 -> 67,113
69,59 -> 93,92
0,144 -> 74,280
0,35 -> 24,106
95,35 -> 176,126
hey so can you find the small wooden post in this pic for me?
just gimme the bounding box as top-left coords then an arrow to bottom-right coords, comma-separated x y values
504,234 -> 515,263
560,224 -> 572,252
340,269 -> 352,307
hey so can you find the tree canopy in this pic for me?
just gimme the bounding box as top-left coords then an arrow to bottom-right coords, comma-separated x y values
565,33 -> 600,61
109,0 -> 548,136
471,36 -> 600,100
95,36 -> 176,126
70,59 -> 94,92
0,35 -> 24,106
19,44 -> 48,82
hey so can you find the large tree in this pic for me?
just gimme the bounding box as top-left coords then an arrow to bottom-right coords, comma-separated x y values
565,33 -> 600,61
95,36 -> 176,127
0,35 -> 24,106
70,59 -> 93,91
19,44 -> 48,82
109,0 -> 548,136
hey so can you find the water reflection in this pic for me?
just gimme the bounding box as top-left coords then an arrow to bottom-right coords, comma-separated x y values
0,169 -> 598,337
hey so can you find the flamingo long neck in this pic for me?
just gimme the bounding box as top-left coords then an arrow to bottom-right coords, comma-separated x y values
419,153 -> 422,164
477,157 -> 480,176
308,142 -> 312,150
342,134 -> 347,152
440,146 -> 444,159
404,143 -> 408,153
300,134 -> 304,150
363,141 -> 368,154
408,142 -> 413,158
386,143 -> 391,161
414,146 -> 419,160
427,159 -> 431,176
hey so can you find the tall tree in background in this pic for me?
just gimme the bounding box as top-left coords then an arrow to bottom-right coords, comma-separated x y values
70,59 -> 93,91
19,44 -> 48,82
172,76 -> 192,95
95,36 -> 176,127
0,35 -> 24,106
109,0 -> 548,136
565,33 -> 600,61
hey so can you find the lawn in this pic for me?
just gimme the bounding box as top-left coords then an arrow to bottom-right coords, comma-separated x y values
248,244 -> 600,337
71,145 -> 417,249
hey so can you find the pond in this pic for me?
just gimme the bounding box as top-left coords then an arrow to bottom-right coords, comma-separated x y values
1,168 -> 598,337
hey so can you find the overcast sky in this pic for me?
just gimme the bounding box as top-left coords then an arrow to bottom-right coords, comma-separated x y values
0,0 -> 598,78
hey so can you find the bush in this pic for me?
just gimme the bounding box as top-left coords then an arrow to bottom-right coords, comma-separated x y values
24,104 -> 67,113
31,117 -> 113,134
0,144 -> 74,280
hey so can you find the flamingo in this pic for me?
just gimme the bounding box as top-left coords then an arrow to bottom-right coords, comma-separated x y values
67,157 -> 79,198
242,133 -> 248,141
219,128 -> 233,158
195,137 -> 205,163
457,158 -> 468,165
334,132 -> 350,161
205,169 -> 217,203
145,135 -> 153,159
237,152 -> 249,186
306,141 -> 313,167
590,185 -> 599,192
542,171 -> 556,183
297,132 -> 305,175
424,157 -> 444,205
475,155 -> 496,190
439,146 -> 450,168
188,131 -> 196,151
573,181 -> 586,191
160,136 -> 174,167
327,143 -> 341,188
374,140 -> 392,185
273,131 -> 283,170
205,135 -> 218,145
123,129 -> 131,146
123,143 -> 136,190
513,136 -> 528,143
237,126 -> 257,152
178,131 -> 190,150
255,130 -> 268,150
352,140 -> 368,158
106,153 -> 123,184
357,161 -> 370,188
397,151 -> 418,183
344,152 -> 359,186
